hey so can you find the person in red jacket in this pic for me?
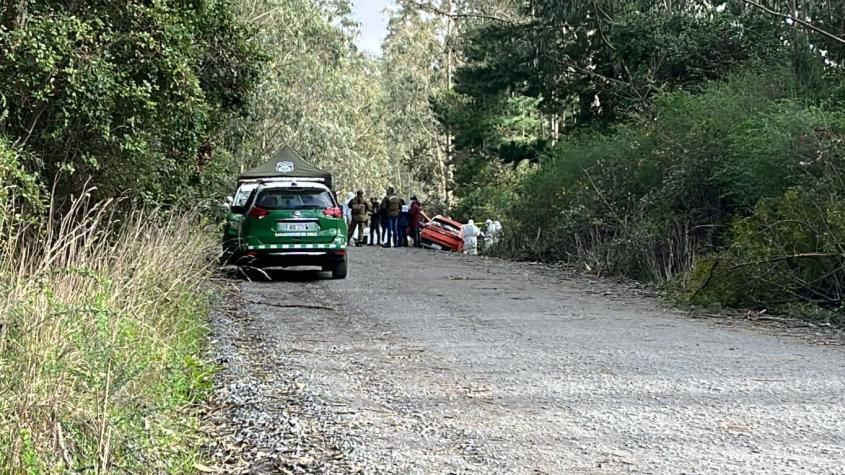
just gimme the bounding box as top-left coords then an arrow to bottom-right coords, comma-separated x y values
409,196 -> 423,248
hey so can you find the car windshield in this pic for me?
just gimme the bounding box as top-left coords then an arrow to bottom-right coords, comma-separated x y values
255,188 -> 335,210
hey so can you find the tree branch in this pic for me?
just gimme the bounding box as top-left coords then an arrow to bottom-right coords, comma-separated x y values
407,1 -> 519,25
742,0 -> 845,45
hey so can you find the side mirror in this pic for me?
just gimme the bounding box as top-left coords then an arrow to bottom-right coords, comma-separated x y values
230,205 -> 246,215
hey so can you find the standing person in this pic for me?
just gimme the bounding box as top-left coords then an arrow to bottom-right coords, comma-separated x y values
347,190 -> 369,246
380,187 -> 402,247
484,219 -> 498,249
491,220 -> 503,247
368,197 -> 381,246
460,219 -> 481,256
397,199 -> 410,247
341,191 -> 355,228
379,199 -> 389,245
409,196 -> 423,248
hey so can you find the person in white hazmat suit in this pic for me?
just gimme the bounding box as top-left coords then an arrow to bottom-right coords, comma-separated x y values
460,219 -> 482,256
341,191 -> 355,226
484,219 -> 496,249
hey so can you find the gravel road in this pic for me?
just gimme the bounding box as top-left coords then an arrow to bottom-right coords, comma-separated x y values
206,247 -> 845,474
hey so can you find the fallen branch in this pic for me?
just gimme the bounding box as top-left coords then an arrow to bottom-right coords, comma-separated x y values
728,253 -> 845,269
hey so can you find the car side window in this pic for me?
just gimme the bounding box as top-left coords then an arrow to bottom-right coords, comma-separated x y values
234,185 -> 257,207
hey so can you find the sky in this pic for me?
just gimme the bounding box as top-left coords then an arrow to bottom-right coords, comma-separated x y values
352,0 -> 394,56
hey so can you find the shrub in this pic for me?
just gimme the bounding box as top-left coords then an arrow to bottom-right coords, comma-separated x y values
462,66 -> 845,321
688,183 -> 845,319
0,137 -> 43,216
0,194 -> 215,473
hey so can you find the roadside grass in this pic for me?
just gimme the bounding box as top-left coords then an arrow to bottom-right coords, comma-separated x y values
0,194 -> 217,473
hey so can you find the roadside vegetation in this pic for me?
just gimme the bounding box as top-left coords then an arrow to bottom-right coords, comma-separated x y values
421,0 -> 845,323
0,191 -> 215,472
0,0 -> 256,471
0,0 -> 452,470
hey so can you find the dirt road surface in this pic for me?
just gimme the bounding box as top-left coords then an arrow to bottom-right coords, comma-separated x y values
206,247 -> 845,474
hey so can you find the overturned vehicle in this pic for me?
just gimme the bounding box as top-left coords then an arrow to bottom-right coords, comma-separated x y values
222,146 -> 348,279
419,215 -> 464,253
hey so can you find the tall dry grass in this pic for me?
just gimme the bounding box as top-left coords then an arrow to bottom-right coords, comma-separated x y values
0,192 -> 216,473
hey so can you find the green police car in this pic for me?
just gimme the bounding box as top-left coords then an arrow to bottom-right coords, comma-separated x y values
223,147 -> 348,279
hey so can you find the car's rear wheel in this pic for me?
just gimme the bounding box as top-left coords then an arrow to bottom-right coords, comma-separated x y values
331,255 -> 348,279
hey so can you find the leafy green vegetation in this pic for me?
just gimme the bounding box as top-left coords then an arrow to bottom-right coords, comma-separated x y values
430,1 -> 845,321
0,0 -> 258,471
0,0 -> 264,203
1,0 -> 461,470
0,195 -> 216,472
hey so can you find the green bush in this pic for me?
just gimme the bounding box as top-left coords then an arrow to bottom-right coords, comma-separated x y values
0,0 -> 263,204
690,183 -> 845,318
0,137 -> 43,214
460,65 -> 845,320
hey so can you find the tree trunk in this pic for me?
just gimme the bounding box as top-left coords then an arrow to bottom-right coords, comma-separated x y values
442,0 -> 455,205
1,0 -> 25,31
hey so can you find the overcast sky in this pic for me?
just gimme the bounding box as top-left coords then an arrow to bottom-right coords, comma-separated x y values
352,0 -> 394,56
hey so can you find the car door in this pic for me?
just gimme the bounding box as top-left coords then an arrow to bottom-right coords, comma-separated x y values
223,184 -> 258,254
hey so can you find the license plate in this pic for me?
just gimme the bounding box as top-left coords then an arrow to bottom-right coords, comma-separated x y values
430,243 -> 442,250
283,223 -> 309,231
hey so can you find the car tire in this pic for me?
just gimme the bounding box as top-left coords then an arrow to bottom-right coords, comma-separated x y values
331,255 -> 348,279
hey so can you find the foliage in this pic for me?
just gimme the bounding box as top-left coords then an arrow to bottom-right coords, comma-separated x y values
446,1 -> 782,128
689,161 -> 845,318
0,137 -> 43,214
431,0 -> 845,320
0,0 -> 263,203
381,5 -> 453,199
227,0 -> 394,196
458,65 -> 845,319
0,195 -> 216,472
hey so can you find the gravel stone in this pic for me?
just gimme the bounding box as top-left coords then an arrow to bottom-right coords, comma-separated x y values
204,247 -> 845,474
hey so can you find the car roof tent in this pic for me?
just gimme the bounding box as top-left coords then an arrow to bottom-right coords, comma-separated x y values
238,146 -> 332,189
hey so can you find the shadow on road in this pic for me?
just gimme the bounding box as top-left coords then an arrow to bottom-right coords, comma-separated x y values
218,265 -> 327,282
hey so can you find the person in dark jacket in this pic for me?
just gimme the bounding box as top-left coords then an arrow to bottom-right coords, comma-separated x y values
397,199 -> 410,247
368,196 -> 381,246
409,196 -> 423,248
380,187 -> 402,247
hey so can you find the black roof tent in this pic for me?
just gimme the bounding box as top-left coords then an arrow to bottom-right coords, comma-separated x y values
238,146 -> 333,189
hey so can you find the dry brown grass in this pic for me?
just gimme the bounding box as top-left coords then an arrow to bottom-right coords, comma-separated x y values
0,192 -> 216,473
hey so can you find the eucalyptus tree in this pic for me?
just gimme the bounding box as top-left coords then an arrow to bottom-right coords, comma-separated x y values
380,5 -> 452,200
229,0 -> 395,195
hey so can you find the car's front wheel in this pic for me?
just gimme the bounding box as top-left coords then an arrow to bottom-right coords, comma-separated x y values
331,255 -> 348,279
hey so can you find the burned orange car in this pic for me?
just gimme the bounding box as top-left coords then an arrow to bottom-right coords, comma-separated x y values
420,215 -> 464,252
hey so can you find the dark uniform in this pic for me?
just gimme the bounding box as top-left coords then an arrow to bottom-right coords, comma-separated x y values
368,197 -> 381,245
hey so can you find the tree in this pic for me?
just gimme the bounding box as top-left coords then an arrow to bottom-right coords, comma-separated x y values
381,5 -> 452,200
0,0 -> 264,203
228,0 -> 398,195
